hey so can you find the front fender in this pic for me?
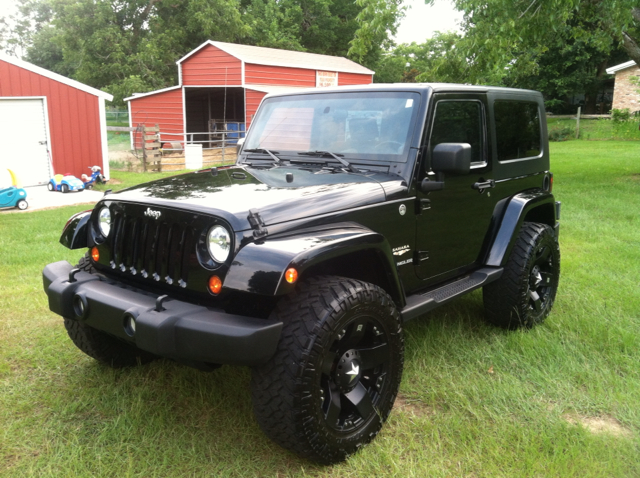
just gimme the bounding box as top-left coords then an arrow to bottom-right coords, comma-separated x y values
223,224 -> 403,304
484,190 -> 557,267
59,210 -> 92,249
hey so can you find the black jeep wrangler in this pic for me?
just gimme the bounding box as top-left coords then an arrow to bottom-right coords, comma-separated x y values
43,84 -> 560,464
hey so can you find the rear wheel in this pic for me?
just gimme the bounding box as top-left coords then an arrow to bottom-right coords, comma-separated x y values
47,182 -> 54,191
251,276 -> 403,464
63,254 -> 156,368
483,222 -> 560,329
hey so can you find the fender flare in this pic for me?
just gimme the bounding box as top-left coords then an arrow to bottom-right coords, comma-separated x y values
223,224 -> 404,305
59,210 -> 92,250
484,190 -> 557,267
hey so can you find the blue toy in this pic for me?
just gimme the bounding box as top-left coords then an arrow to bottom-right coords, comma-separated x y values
48,173 -> 84,193
0,169 -> 28,210
82,166 -> 107,189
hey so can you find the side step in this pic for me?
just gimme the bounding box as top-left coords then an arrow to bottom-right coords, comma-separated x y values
401,267 -> 503,322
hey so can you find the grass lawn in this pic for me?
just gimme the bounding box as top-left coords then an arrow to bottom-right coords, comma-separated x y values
1,141 -> 639,476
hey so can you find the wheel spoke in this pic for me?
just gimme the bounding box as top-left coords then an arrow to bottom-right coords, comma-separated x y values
344,382 -> 374,420
321,349 -> 338,375
324,384 -> 342,425
539,272 -> 554,287
357,343 -> 388,370
529,290 -> 542,312
342,320 -> 367,348
536,246 -> 551,264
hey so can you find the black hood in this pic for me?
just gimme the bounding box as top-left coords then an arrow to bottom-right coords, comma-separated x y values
111,165 -> 406,231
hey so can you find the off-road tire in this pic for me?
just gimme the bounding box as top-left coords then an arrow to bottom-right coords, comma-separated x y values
251,276 -> 404,464
483,222 -> 560,329
63,253 -> 156,368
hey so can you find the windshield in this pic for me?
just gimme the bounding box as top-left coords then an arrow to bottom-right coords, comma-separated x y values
243,91 -> 421,162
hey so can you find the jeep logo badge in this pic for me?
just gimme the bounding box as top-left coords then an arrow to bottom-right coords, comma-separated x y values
144,208 -> 161,220
399,204 -> 406,216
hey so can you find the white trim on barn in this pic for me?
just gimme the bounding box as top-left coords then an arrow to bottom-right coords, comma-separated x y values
123,85 -> 182,102
98,97 -> 110,180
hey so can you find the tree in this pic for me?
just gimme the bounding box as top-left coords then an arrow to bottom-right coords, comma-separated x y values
447,0 -> 640,83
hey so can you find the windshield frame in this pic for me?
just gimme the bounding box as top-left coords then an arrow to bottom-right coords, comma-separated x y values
240,90 -> 422,165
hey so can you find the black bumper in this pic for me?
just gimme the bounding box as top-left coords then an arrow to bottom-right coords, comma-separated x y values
43,261 -> 283,366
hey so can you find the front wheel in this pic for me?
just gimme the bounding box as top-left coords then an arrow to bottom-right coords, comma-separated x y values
61,184 -> 69,194
251,276 -> 404,464
483,222 -> 560,329
17,199 -> 28,210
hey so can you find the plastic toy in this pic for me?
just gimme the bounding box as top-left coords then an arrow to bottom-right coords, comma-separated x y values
81,166 -> 107,189
0,169 -> 28,210
48,173 -> 84,193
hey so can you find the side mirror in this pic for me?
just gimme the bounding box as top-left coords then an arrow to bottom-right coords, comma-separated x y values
431,143 -> 472,175
420,143 -> 472,193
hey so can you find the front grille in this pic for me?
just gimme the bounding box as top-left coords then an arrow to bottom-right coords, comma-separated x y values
108,209 -> 194,288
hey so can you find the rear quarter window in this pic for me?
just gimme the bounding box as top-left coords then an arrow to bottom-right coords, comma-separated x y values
494,100 -> 542,162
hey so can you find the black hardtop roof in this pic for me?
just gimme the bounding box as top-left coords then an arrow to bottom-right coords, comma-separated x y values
264,83 -> 543,99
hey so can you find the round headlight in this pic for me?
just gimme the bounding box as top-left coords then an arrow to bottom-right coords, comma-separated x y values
98,207 -> 111,237
207,225 -> 231,263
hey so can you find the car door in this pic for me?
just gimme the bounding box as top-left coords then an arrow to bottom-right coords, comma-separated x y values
414,93 -> 500,284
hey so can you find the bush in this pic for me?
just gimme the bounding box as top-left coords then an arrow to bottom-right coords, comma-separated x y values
611,108 -> 631,122
548,125 -> 575,141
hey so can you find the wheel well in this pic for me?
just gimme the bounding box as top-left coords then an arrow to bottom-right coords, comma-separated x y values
301,249 -> 401,305
523,202 -> 555,227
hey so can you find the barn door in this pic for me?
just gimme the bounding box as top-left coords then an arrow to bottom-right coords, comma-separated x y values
0,98 -> 52,187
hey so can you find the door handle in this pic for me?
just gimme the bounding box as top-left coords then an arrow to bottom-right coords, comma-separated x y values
472,179 -> 495,191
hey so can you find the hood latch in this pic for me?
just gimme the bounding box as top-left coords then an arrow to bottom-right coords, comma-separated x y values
248,209 -> 268,239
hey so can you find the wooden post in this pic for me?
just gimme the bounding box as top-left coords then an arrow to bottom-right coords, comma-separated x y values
576,107 -> 581,139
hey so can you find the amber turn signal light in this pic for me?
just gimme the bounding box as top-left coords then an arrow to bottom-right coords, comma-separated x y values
208,275 -> 222,295
91,246 -> 99,262
285,268 -> 298,284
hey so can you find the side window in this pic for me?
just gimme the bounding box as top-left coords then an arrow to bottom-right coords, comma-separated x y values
430,100 -> 485,166
494,101 -> 541,161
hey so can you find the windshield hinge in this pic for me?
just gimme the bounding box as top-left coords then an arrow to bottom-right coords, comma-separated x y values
248,209 -> 268,239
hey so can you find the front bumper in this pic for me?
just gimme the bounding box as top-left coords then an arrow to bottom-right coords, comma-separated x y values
43,261 -> 282,366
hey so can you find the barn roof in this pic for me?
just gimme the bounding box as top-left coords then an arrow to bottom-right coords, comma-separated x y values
177,40 -> 374,75
606,60 -> 639,75
0,54 -> 113,101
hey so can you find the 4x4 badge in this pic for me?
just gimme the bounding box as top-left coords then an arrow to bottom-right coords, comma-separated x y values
144,208 -> 161,220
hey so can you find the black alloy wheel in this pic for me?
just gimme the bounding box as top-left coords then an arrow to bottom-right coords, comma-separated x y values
251,276 -> 403,464
484,222 -> 560,329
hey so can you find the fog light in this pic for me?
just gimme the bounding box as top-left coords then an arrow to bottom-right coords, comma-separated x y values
91,246 -> 99,262
208,275 -> 222,295
73,294 -> 88,319
285,268 -> 298,284
123,314 -> 136,337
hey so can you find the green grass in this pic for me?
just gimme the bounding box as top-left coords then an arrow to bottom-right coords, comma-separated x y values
547,117 -> 640,141
90,170 -> 180,193
1,141 -> 639,476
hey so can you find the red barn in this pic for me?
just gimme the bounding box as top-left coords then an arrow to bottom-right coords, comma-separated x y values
0,55 -> 113,187
125,41 -> 374,149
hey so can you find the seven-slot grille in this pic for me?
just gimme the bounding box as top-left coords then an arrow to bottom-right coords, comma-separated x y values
107,208 -> 194,288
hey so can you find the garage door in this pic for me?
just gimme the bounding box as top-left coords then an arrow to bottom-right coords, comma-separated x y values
0,98 -> 52,187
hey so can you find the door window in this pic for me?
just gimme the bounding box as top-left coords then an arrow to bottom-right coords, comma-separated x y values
429,100 -> 486,166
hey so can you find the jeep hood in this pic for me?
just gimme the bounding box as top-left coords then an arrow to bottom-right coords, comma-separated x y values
111,166 -> 404,231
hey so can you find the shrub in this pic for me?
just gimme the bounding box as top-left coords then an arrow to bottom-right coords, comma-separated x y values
611,108 -> 631,122
548,125 -> 575,141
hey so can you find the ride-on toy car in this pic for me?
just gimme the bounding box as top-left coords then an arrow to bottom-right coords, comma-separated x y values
48,174 -> 84,193
0,169 -> 28,210
82,166 -> 108,189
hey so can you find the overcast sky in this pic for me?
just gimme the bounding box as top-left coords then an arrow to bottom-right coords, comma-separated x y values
394,0 -> 463,44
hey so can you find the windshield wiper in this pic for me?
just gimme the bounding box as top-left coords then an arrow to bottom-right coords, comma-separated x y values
243,148 -> 282,163
297,150 -> 360,173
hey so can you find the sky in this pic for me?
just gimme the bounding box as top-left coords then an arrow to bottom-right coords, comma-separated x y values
394,0 -> 464,45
